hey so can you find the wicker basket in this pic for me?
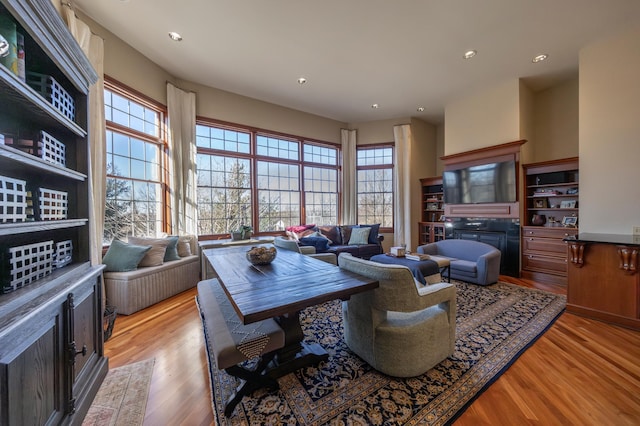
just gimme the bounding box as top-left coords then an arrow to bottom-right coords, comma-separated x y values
0,175 -> 27,223
26,72 -> 75,122
1,240 -> 53,293
4,131 -> 66,166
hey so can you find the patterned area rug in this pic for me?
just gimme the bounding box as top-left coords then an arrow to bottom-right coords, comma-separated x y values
203,281 -> 565,425
82,358 -> 155,426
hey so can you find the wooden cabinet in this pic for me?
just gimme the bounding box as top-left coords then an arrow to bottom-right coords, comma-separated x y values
419,177 -> 445,245
0,0 -> 107,423
521,158 -> 579,285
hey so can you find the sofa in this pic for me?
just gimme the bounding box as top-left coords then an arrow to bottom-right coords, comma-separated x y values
103,235 -> 200,315
286,224 -> 384,259
416,239 -> 501,286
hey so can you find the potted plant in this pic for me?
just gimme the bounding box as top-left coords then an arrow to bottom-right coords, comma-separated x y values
231,225 -> 253,241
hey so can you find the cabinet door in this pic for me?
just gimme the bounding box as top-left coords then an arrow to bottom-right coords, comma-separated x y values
0,310 -> 66,425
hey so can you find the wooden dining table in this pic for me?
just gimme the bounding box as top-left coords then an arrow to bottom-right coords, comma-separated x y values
202,244 -> 378,376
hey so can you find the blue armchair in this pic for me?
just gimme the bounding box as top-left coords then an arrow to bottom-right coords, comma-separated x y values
417,239 -> 501,285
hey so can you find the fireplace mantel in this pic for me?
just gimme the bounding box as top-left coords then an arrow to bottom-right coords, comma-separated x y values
445,202 -> 519,219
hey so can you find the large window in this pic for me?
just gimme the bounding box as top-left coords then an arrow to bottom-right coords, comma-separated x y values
103,80 -> 166,243
196,121 -> 339,236
357,146 -> 394,228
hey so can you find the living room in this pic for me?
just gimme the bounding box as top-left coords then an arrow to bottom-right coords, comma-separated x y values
1,0 -> 639,424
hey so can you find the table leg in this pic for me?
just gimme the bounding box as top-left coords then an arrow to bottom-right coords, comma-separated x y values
268,311 -> 329,378
442,265 -> 451,282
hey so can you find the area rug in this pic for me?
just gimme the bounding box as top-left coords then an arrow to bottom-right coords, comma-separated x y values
82,358 -> 155,426
203,280 -> 565,425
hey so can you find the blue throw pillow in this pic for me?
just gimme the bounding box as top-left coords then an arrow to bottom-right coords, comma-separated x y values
163,235 -> 181,261
102,239 -> 152,272
299,236 -> 330,251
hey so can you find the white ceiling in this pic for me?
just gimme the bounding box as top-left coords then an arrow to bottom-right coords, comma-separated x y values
73,0 -> 640,124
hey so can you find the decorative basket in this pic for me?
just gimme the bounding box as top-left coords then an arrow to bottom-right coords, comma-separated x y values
1,240 -> 54,293
0,175 -> 27,223
103,305 -> 117,342
52,240 -> 72,269
39,131 -> 66,166
3,131 -> 66,166
26,71 -> 75,122
28,187 -> 68,221
246,246 -> 277,265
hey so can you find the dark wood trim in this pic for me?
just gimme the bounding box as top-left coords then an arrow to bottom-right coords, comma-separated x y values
445,202 -> 519,218
521,157 -> 579,175
441,140 -> 527,169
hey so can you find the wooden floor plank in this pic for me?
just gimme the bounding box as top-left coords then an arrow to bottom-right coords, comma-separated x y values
103,276 -> 640,425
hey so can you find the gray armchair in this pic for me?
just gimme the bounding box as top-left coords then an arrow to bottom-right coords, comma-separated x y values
338,253 -> 456,377
417,239 -> 501,285
273,236 -> 337,265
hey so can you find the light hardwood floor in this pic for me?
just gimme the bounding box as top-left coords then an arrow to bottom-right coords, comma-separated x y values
104,276 -> 640,425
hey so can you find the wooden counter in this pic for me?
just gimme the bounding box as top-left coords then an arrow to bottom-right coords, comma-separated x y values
564,233 -> 640,330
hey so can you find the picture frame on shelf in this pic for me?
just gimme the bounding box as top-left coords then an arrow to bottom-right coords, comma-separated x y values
439,215 -> 445,221
534,198 -> 547,208
562,216 -> 578,227
560,200 -> 577,208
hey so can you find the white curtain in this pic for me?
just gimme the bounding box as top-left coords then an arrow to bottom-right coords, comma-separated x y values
393,124 -> 413,249
166,83 -> 197,235
60,3 -> 105,266
341,129 -> 357,225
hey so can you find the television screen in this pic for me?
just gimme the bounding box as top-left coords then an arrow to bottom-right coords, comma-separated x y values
443,160 -> 516,204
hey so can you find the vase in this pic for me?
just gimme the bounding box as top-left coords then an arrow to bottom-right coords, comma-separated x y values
531,214 -> 546,226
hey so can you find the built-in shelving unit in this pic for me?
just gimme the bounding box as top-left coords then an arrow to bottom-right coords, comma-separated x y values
0,0 -> 107,424
418,176 -> 446,245
521,157 -> 579,286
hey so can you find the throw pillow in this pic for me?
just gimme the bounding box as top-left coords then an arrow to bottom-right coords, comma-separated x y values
348,227 -> 371,245
299,236 -> 330,251
102,239 -> 152,272
177,236 -> 193,257
308,231 -> 333,244
359,223 -> 381,244
127,236 -> 170,267
163,235 -> 181,261
318,225 -> 341,245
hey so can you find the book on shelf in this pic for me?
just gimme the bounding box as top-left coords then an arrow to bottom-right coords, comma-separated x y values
405,253 -> 430,261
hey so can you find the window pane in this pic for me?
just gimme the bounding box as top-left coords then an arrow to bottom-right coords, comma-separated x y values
196,123 -> 340,236
196,153 -> 252,235
357,150 -> 393,227
104,87 -> 164,243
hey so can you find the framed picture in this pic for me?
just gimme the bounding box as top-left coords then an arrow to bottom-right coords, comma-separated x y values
534,198 -> 547,208
562,216 -> 578,227
560,200 -> 577,208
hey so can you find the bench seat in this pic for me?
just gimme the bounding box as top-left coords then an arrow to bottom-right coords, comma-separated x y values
196,278 -> 285,417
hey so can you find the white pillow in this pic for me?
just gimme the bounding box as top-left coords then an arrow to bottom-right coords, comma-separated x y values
348,227 -> 370,245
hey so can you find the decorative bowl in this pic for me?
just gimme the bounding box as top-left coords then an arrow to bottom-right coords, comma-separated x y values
246,246 -> 277,265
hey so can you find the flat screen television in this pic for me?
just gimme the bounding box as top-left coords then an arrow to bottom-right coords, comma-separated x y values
443,160 -> 516,204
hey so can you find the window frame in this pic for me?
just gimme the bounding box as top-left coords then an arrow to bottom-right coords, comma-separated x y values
195,117 -> 341,238
103,77 -> 170,242
356,143 -> 395,233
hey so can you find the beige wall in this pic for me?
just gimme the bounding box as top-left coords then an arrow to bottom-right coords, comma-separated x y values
348,117 -> 409,145
579,25 -> 640,234
532,78 -> 579,163
444,79 -> 521,155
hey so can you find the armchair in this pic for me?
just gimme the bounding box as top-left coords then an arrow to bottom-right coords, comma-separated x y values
417,239 -> 501,285
338,253 -> 456,377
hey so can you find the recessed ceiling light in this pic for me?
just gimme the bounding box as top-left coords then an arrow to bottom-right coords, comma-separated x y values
297,77 -> 307,85
417,107 -> 425,112
463,50 -> 477,59
168,32 -> 183,42
371,103 -> 379,109
532,54 -> 548,63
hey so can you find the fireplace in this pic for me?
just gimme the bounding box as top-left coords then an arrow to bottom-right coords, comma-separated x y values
444,217 -> 520,277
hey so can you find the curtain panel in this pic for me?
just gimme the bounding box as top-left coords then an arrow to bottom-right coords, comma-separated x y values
393,124 -> 413,249
341,129 -> 357,225
166,83 -> 198,235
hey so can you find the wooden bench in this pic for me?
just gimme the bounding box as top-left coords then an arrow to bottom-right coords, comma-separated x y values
196,279 -> 285,417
